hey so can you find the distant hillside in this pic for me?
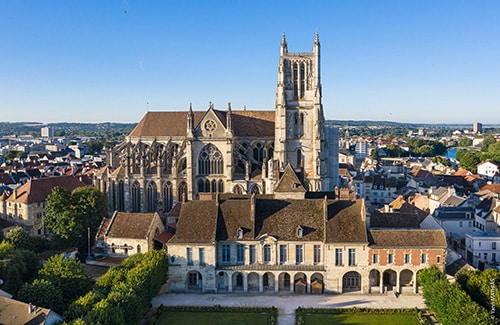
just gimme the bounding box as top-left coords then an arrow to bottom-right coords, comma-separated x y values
0,122 -> 136,137
326,120 -> 500,129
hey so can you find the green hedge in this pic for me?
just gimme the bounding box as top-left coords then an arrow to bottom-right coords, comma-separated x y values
418,266 -> 492,325
151,305 -> 277,325
64,250 -> 168,325
295,307 -> 429,325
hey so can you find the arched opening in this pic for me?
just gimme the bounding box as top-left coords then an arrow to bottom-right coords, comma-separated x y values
383,269 -> 397,292
263,272 -> 275,292
232,272 -> 244,291
279,272 -> 291,292
233,185 -> 244,194
131,181 -> 141,212
187,271 -> 203,291
178,181 -> 187,202
248,272 -> 259,292
146,181 -> 157,212
217,271 -> 229,291
250,185 -> 260,194
311,273 -> 324,294
369,269 -> 381,289
342,271 -> 361,293
218,179 -> 224,193
294,273 -> 307,294
117,180 -> 125,211
137,244 -> 141,253
296,149 -> 302,169
163,181 -> 173,212
400,269 -> 414,293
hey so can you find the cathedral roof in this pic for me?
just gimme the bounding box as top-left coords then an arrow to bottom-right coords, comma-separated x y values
128,110 -> 275,137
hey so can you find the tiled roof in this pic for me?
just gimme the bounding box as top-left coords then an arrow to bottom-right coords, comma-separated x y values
106,211 -> 162,239
0,296 -> 61,325
217,198 -> 254,240
96,218 -> 111,240
5,176 -> 86,204
155,229 -> 175,244
255,199 -> 324,241
169,200 -> 219,243
128,110 -> 275,137
369,229 -> 447,248
325,200 -> 368,243
480,184 -> 500,194
274,164 -> 306,193
0,173 -> 14,185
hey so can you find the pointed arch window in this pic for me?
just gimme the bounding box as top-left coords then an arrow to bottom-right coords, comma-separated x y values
118,180 -> 125,211
178,181 -> 188,202
131,181 -> 141,212
163,182 -> 173,212
198,144 -> 223,175
146,181 -> 157,212
296,149 -> 303,169
218,180 -> 224,193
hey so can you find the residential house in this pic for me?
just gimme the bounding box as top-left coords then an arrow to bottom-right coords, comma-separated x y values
100,211 -> 165,257
0,296 -> 62,325
477,160 -> 500,180
465,232 -> 500,270
0,176 -> 87,235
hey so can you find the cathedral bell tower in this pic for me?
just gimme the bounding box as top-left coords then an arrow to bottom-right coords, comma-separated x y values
274,33 -> 328,191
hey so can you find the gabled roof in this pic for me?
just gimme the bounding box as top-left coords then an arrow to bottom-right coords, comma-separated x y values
128,110 -> 275,138
0,296 -> 62,325
106,211 -> 163,239
480,183 -> 500,195
274,164 -> 306,193
369,229 -> 447,248
5,176 -> 86,205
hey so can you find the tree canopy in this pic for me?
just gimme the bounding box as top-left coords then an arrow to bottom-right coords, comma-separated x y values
43,186 -> 108,251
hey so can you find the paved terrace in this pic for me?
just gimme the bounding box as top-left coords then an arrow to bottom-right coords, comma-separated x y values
152,292 -> 426,325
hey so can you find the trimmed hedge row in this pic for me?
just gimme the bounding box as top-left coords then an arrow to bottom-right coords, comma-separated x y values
63,250 -> 168,325
151,305 -> 278,325
295,307 -> 429,325
418,265 -> 492,325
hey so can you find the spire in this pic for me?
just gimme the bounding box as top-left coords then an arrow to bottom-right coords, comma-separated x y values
280,32 -> 288,56
314,31 -> 319,45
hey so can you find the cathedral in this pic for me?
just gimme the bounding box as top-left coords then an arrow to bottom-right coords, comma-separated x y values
95,33 -> 339,216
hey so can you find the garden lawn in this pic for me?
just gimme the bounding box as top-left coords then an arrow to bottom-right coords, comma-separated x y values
152,310 -> 271,325
302,313 -> 421,325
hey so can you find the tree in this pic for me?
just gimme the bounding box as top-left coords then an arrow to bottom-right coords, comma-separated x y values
0,241 -> 39,296
43,186 -> 108,250
38,255 -> 92,307
458,151 -> 481,173
18,279 -> 64,313
458,137 -> 473,147
5,227 -> 32,250
481,135 -> 496,152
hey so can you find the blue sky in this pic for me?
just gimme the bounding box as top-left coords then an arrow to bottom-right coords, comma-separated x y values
1,1 -> 499,124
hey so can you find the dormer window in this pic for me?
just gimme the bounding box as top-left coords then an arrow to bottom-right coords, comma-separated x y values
237,227 -> 243,239
297,226 -> 303,238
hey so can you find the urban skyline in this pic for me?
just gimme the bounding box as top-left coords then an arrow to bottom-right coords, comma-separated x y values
1,1 -> 499,124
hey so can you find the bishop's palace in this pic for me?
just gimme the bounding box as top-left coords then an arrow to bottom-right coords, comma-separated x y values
95,35 -> 446,294
96,33 -> 339,214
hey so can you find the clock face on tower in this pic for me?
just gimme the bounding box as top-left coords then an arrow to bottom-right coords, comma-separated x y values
204,119 -> 217,133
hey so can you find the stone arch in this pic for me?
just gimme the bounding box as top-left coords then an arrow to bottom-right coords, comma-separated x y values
294,272 -> 307,294
400,269 -> 414,293
217,271 -> 229,291
383,269 -> 397,292
233,184 -> 244,194
146,181 -> 157,212
248,272 -> 259,292
342,271 -> 361,293
311,273 -> 324,294
187,271 -> 203,291
263,272 -> 275,292
232,272 -> 244,291
131,181 -> 141,212
369,269 -> 381,287
279,272 -> 291,292
249,184 -> 260,194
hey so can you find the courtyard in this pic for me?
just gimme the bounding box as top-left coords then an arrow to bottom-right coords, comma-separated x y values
152,292 -> 426,325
